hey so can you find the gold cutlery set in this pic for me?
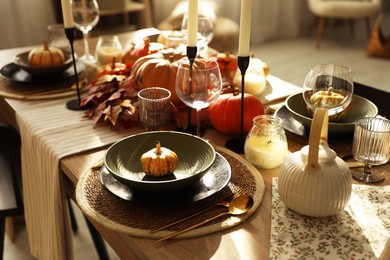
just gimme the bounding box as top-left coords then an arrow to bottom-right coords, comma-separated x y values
151,187 -> 254,242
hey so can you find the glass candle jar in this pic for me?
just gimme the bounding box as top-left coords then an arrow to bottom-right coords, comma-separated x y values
95,35 -> 123,66
234,56 -> 267,96
244,115 -> 288,169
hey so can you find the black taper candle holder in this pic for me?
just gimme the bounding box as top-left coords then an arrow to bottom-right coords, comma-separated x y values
225,55 -> 250,154
64,27 -> 89,110
185,46 -> 198,134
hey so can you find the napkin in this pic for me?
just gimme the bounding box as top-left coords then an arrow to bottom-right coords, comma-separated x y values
270,178 -> 390,259
259,75 -> 301,105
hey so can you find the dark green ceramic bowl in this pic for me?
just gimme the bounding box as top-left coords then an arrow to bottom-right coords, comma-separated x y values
285,93 -> 378,134
104,131 -> 216,192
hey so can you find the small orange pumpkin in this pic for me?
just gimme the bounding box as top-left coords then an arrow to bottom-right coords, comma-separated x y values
210,51 -> 238,86
121,37 -> 164,70
28,40 -> 64,67
96,58 -> 130,78
209,92 -> 265,135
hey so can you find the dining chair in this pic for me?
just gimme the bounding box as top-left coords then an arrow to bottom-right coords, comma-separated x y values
0,124 -> 23,260
0,124 -> 109,260
307,0 -> 381,48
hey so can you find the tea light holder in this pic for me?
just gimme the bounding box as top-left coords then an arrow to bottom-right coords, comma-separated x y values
64,27 -> 90,110
225,55 -> 250,154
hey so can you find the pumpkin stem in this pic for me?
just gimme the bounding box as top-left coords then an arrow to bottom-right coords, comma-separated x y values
155,141 -> 162,155
143,37 -> 151,46
43,40 -> 49,51
327,87 -> 333,95
111,57 -> 116,69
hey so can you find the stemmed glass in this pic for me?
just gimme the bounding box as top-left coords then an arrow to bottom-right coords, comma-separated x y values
72,0 -> 99,63
175,58 -> 222,136
303,64 -> 354,116
352,117 -> 390,183
181,14 -> 214,54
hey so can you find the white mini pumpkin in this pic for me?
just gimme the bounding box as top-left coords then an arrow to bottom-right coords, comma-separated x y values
28,40 -> 64,67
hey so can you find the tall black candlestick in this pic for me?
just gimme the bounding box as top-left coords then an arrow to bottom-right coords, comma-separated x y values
225,56 -> 250,154
186,46 -> 198,134
64,27 -> 88,110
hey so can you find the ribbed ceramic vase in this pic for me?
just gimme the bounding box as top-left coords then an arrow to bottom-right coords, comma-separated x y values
278,108 -> 352,217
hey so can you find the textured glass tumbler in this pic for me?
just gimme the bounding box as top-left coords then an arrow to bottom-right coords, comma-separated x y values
138,88 -> 171,131
352,117 -> 390,183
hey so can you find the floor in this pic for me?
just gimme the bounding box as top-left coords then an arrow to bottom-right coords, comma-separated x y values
3,200 -> 121,260
251,22 -> 390,94
3,21 -> 390,260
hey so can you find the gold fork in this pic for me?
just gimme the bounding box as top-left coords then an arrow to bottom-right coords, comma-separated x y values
149,187 -> 246,234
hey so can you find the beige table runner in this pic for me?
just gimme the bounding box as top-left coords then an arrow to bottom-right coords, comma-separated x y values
16,98 -> 142,260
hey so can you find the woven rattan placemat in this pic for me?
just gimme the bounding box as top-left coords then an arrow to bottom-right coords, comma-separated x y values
76,146 -> 265,239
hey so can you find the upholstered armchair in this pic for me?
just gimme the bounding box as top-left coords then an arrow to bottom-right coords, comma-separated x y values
307,0 -> 382,48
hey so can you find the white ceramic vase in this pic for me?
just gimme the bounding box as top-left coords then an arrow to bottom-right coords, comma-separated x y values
278,108 -> 352,217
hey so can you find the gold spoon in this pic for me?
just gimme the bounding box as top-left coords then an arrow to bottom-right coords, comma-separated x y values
155,194 -> 254,242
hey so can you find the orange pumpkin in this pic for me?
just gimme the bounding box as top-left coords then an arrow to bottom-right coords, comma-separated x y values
122,37 -> 164,70
28,40 -> 64,67
209,92 -> 264,135
131,48 -> 187,106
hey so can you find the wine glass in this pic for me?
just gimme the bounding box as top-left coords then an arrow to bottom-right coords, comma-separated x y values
72,0 -> 99,63
303,64 -> 354,116
352,117 -> 390,183
181,14 -> 215,54
175,58 -> 222,136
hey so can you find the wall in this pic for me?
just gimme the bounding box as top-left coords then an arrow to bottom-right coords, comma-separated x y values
0,0 -> 56,49
153,0 -> 312,44
0,0 -> 311,50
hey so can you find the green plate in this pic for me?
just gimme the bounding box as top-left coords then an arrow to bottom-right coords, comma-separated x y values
285,93 -> 378,135
104,131 -> 216,192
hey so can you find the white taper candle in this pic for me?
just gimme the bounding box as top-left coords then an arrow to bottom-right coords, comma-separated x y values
187,0 -> 198,47
61,0 -> 74,28
238,0 -> 252,56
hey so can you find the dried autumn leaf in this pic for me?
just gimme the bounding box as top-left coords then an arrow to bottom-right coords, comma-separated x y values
120,99 -> 132,108
105,105 -> 122,126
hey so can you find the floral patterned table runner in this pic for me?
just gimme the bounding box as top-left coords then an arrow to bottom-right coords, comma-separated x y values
270,178 -> 390,259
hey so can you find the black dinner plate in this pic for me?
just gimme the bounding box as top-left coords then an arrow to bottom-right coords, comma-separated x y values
99,152 -> 232,206
0,61 -> 85,84
275,105 -> 308,137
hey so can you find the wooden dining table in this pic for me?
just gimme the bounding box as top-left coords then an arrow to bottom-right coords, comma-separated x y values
0,28 -> 389,260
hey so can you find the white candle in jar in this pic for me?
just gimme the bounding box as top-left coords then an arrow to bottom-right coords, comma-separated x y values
244,135 -> 288,169
96,47 -> 123,65
234,72 -> 266,96
187,0 -> 198,47
60,0 -> 74,28
238,0 -> 252,56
